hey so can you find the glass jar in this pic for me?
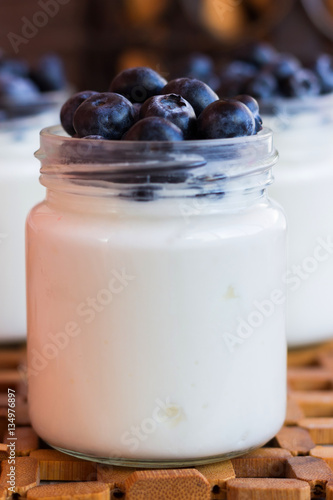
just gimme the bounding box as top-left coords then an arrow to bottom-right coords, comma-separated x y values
0,107 -> 64,343
26,126 -> 286,467
264,93 -> 333,348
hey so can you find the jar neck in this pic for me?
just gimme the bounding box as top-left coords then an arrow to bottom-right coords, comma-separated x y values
45,183 -> 269,218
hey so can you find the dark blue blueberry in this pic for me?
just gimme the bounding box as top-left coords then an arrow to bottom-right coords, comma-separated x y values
132,103 -> 141,122
220,60 -> 257,79
281,69 -> 321,97
30,54 -> 66,92
313,54 -> 333,94
238,42 -> 278,68
197,99 -> 256,139
83,135 -> 105,140
269,54 -> 301,80
181,53 -> 214,80
218,61 -> 257,98
234,95 -> 263,132
60,90 -> 98,136
162,78 -> 218,117
122,117 -> 184,141
139,93 -> 196,138
245,71 -> 278,99
0,58 -> 29,78
73,92 -> 135,140
0,73 -> 40,106
109,67 -> 167,103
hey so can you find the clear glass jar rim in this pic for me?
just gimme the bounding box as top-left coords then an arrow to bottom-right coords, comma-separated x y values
36,125 -> 278,181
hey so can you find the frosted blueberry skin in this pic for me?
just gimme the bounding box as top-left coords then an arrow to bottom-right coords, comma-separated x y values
197,100 -> 256,139
109,67 -> 167,104
139,94 -> 196,139
122,116 -> 184,142
235,95 -> 263,133
60,90 -> 98,136
73,92 -> 135,140
314,54 -> 333,94
162,78 -> 219,116
237,42 -> 279,68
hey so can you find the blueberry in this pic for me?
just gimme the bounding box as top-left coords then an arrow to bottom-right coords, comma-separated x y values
0,73 -> 40,106
162,78 -> 218,116
109,67 -> 167,103
281,69 -> 321,97
139,93 -> 196,138
122,117 -> 184,141
245,71 -> 278,99
73,92 -> 135,140
313,54 -> 333,94
220,61 -> 257,80
234,95 -> 263,132
218,61 -> 256,98
30,54 -> 66,92
238,42 -> 278,68
132,103 -> 142,122
0,58 -> 29,78
197,99 -> 256,139
60,91 -> 98,136
269,54 -> 301,80
172,53 -> 215,82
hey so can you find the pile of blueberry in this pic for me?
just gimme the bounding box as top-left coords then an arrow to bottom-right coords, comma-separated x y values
0,52 -> 67,118
60,66 -> 263,142
219,43 -> 333,99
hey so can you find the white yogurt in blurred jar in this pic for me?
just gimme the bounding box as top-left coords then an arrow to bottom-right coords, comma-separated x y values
0,102 -> 65,342
265,93 -> 333,347
26,126 -> 286,467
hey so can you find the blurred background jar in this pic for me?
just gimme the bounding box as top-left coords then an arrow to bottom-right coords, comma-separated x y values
0,53 -> 68,342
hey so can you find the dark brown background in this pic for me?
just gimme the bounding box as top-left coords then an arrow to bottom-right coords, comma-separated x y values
0,0 -> 332,91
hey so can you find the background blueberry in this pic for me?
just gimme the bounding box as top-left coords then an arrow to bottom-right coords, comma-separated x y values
269,54 -> 301,80
281,69 -> 321,97
234,95 -> 263,132
122,116 -> 184,141
109,67 -> 167,103
197,99 -> 256,139
162,78 -> 218,116
218,61 -> 256,98
139,93 -> 196,139
60,90 -> 98,136
0,58 -> 29,78
73,92 -> 135,139
313,54 -> 333,94
245,71 -> 278,99
0,73 -> 40,106
237,42 -> 279,68
29,54 -> 66,92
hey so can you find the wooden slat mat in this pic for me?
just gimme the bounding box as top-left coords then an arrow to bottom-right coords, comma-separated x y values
1,342 -> 333,499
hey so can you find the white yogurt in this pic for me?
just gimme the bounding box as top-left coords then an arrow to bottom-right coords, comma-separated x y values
26,128 -> 287,466
265,94 -> 333,347
0,111 -> 60,342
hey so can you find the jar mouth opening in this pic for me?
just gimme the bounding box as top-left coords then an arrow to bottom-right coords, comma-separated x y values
37,125 -> 277,177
